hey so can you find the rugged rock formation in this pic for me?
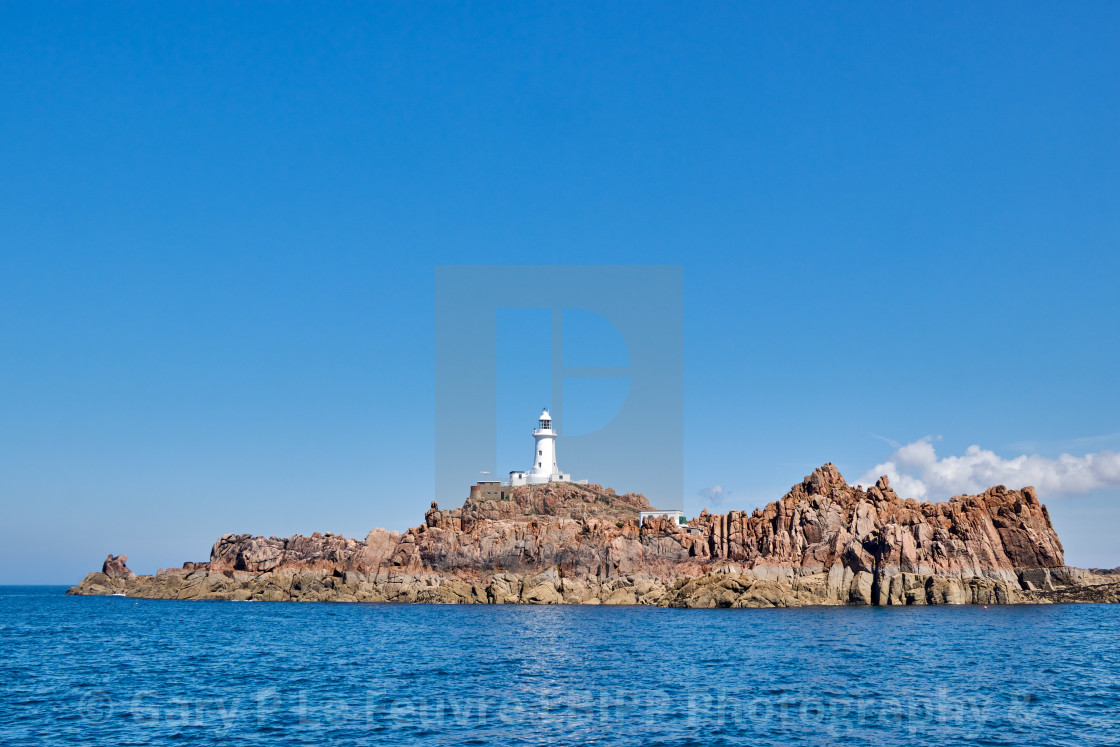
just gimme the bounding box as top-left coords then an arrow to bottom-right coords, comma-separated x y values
101,554 -> 133,578
68,465 -> 1112,607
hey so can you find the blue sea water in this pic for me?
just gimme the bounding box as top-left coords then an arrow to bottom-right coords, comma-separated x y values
2,587 -> 1119,746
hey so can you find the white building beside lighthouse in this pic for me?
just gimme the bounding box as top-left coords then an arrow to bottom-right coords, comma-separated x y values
508,409 -> 571,486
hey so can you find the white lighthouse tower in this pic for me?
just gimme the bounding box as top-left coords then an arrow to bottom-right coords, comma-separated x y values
509,409 -> 571,486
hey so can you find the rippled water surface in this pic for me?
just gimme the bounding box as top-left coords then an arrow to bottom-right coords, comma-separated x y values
3,587 -> 1120,745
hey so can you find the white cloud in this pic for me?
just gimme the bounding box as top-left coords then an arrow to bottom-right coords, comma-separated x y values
855,437 -> 1120,501
698,485 -> 730,505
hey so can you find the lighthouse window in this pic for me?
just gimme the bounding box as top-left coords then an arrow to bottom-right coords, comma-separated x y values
538,462 -> 542,467
538,450 -> 542,455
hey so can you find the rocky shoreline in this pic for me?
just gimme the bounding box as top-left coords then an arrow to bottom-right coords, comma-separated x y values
68,464 -> 1120,607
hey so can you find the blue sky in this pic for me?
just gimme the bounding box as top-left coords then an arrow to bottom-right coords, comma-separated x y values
1,3 -> 1118,583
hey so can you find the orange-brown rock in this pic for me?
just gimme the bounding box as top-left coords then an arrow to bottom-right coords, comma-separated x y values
69,465 -> 1101,607
101,554 -> 133,578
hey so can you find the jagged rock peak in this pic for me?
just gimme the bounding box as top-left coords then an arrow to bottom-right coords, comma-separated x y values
806,462 -> 848,494
102,554 -> 133,578
774,462 -> 856,507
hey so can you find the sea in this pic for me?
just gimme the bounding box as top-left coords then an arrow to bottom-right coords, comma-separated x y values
2,586 -> 1118,746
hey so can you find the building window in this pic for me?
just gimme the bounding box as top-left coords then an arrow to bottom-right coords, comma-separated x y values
538,450 -> 542,455
538,462 -> 541,467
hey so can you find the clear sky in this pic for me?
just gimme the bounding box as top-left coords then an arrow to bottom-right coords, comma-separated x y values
2,3 -> 1118,583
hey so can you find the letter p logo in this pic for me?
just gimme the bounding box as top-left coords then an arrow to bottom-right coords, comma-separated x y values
435,265 -> 682,509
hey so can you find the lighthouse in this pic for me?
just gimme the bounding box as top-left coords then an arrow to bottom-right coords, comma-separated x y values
509,409 -> 571,486
528,409 -> 558,482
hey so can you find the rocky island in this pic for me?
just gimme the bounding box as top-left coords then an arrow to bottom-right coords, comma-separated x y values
68,464 -> 1120,607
